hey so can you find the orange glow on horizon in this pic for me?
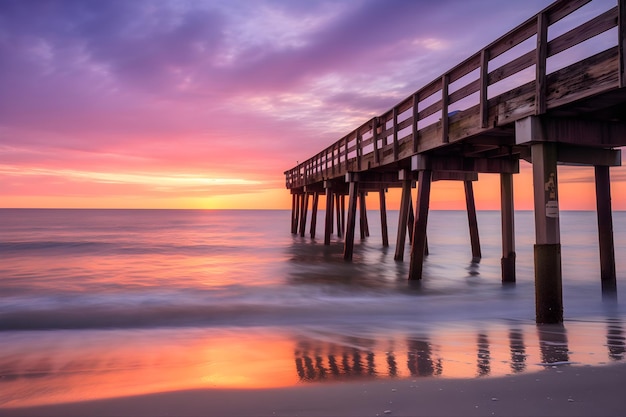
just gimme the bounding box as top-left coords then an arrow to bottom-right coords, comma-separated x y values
1,162 -> 625,211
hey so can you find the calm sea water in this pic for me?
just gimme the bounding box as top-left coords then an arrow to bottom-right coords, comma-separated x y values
1,209 -> 625,407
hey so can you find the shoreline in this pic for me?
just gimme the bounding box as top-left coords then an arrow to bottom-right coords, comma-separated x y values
3,363 -> 625,417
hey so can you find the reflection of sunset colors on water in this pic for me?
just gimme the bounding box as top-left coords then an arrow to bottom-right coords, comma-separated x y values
2,320 -> 624,408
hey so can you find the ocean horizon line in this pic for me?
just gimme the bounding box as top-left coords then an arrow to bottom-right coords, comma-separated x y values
1,207 -> 625,212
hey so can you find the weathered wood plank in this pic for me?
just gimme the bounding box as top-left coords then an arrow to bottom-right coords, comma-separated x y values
448,52 -> 482,85
546,46 -> 619,109
449,78 -> 480,105
548,7 -> 617,57
488,50 -> 534,86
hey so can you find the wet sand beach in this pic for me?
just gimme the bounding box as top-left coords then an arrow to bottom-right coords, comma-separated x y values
3,363 -> 625,417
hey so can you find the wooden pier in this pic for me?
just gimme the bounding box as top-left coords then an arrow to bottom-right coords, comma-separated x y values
284,0 -> 626,323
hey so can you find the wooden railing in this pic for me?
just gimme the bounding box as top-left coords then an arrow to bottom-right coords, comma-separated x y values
285,0 -> 625,190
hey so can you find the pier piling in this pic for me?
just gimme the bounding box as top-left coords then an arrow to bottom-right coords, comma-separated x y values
531,142 -> 563,324
335,194 -> 343,238
344,174 -> 359,260
299,192 -> 309,237
379,188 -> 389,247
359,192 -> 369,239
464,180 -> 481,263
310,192 -> 319,239
324,184 -> 333,245
394,176 -> 412,261
595,165 -> 617,297
409,169 -> 432,280
500,173 -> 516,283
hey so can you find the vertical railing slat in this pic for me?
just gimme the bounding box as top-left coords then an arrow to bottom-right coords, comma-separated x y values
480,49 -> 490,128
617,0 -> 626,88
372,118 -> 379,164
441,74 -> 449,143
412,93 -> 419,153
393,107 -> 399,161
536,12 -> 548,114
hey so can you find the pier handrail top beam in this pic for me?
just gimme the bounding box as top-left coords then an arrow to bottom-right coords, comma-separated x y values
285,0 -> 626,190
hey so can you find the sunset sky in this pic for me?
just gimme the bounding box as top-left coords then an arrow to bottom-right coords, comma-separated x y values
1,0 -> 624,210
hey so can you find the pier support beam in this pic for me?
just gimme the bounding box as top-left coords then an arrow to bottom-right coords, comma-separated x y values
324,185 -> 334,245
464,180 -> 481,263
335,194 -> 343,238
359,192 -> 370,239
291,193 -> 299,234
340,195 -> 346,238
409,169 -> 432,280
595,165 -> 617,297
408,197 -> 415,243
532,142 -> 563,323
299,192 -> 309,237
344,174 -> 359,260
380,188 -> 389,247
409,197 -> 425,254
500,173 -> 516,283
310,192 -> 319,239
394,177 -> 412,260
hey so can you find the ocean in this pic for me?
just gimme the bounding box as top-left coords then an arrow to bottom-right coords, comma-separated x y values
1,209 -> 625,407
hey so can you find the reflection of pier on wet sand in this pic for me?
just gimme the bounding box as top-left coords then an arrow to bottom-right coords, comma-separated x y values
292,319 -> 625,383
0,319 -> 624,410
285,0 -> 626,323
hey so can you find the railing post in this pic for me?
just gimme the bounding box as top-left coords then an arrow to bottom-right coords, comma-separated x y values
441,74 -> 449,143
412,93 -> 419,153
617,0 -> 626,88
393,107 -> 399,161
343,137 -> 349,172
480,49 -> 490,128
356,131 -> 363,171
536,12 -> 548,114
372,117 -> 379,164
